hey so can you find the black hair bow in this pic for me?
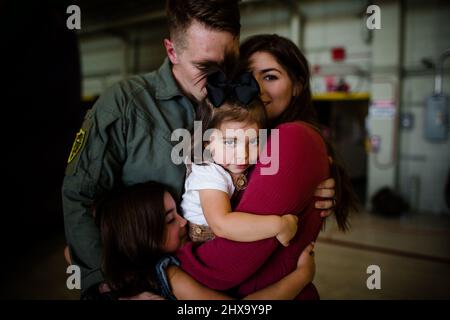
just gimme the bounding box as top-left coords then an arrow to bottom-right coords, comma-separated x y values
206,70 -> 260,107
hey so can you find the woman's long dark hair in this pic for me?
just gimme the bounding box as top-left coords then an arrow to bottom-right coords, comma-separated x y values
95,182 -> 169,297
240,34 -> 359,231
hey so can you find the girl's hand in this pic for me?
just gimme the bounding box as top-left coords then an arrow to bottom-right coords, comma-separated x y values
276,214 -> 298,247
296,242 -> 316,283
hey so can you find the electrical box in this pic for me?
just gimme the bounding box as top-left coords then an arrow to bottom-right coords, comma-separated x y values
424,94 -> 448,142
400,112 -> 414,130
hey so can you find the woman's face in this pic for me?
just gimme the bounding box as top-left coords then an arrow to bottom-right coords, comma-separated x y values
162,192 -> 188,253
248,51 -> 300,120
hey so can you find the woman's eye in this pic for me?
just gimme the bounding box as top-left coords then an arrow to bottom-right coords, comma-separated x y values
263,74 -> 277,81
167,218 -> 175,224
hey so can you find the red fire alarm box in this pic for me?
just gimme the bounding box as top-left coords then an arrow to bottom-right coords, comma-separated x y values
332,47 -> 346,62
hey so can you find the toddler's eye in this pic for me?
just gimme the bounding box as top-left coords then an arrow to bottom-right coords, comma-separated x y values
224,139 -> 236,145
249,138 -> 258,145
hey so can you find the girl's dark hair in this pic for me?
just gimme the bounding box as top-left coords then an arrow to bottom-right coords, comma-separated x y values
96,182 -> 169,297
240,34 -> 359,231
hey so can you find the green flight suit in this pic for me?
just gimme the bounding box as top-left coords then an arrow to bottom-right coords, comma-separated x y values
62,58 -> 196,294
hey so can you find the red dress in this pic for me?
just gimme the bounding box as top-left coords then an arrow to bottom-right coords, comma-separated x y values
176,122 -> 329,299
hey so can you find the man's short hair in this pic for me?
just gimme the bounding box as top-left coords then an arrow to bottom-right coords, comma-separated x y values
166,0 -> 241,49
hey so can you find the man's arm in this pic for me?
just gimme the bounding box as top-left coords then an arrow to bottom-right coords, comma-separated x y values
315,176 -> 336,217
62,94 -> 126,295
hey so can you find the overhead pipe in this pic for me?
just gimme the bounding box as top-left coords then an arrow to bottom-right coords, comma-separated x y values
434,48 -> 450,95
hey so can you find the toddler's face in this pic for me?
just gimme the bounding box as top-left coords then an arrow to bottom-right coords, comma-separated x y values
207,120 -> 260,175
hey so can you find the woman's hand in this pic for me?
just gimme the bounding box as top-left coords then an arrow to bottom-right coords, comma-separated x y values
276,214 -> 298,247
296,242 -> 316,284
314,178 -> 336,218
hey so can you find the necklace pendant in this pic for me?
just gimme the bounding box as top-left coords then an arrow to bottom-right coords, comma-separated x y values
235,174 -> 248,191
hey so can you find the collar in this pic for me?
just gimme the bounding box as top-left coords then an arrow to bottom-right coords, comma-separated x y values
155,58 -> 184,100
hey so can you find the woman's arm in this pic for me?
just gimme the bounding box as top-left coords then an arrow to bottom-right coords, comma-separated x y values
199,189 -> 297,245
243,242 -> 315,300
168,243 -> 315,300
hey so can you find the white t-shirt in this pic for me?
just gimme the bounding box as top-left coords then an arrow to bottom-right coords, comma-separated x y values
181,162 -> 235,226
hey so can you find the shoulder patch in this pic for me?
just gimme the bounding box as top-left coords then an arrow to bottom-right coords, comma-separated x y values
65,116 -> 93,176
68,128 -> 86,164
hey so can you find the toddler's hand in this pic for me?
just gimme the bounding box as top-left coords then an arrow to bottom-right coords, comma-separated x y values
276,214 -> 298,247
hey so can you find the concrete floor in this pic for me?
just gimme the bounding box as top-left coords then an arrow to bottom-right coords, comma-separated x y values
315,211 -> 450,299
1,210 -> 449,300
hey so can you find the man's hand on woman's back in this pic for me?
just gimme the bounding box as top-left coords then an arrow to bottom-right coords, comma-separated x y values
314,178 -> 336,218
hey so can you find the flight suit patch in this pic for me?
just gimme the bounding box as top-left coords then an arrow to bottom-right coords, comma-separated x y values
65,116 -> 92,176
68,128 -> 86,164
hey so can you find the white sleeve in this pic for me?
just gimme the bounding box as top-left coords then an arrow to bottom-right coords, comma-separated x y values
187,163 -> 234,197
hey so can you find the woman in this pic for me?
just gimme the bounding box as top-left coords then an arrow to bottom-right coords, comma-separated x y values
98,181 -> 316,299
175,34 -> 358,299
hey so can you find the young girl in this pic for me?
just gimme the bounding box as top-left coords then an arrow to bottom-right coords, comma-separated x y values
97,181 -> 316,299
180,68 -> 298,246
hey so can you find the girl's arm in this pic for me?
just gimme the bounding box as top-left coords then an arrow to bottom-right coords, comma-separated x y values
199,189 -> 297,245
168,243 -> 315,300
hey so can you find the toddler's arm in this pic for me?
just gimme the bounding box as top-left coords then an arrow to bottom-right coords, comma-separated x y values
199,189 -> 297,246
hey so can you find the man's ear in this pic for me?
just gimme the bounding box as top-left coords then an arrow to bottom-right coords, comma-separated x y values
164,38 -> 178,64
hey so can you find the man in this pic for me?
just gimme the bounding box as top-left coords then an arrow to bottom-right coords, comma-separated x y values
63,0 -> 334,299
